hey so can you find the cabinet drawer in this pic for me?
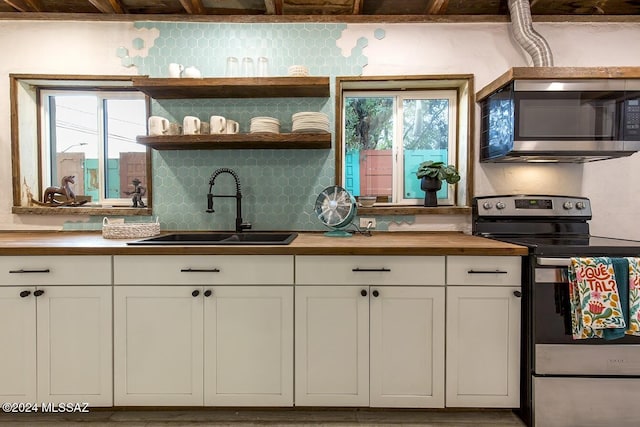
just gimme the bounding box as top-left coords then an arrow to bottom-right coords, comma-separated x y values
0,256 -> 111,286
295,256 -> 445,286
446,256 -> 521,286
114,255 -> 294,285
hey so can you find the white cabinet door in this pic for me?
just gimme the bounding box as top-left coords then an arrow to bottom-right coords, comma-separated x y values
36,286 -> 112,406
204,286 -> 293,406
446,286 -> 521,407
369,286 -> 445,408
114,286 -> 204,406
295,286 -> 369,406
0,287 -> 36,403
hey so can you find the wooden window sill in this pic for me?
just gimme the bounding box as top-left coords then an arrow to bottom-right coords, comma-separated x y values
12,206 -> 153,216
356,205 -> 471,215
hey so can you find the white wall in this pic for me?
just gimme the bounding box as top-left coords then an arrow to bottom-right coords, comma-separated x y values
1,20 -> 639,238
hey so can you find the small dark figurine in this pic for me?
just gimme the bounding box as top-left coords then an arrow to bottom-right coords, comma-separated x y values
124,178 -> 146,208
42,175 -> 76,204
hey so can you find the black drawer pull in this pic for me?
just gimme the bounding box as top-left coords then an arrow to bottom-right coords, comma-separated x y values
19,290 -> 31,298
180,268 -> 221,273
33,290 -> 45,297
9,269 -> 51,274
513,290 -> 522,298
204,290 -> 213,297
192,290 -> 200,297
467,270 -> 508,274
352,268 -> 391,272
360,289 -> 368,297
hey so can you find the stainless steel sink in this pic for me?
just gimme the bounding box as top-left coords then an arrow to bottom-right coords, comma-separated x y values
127,231 -> 298,246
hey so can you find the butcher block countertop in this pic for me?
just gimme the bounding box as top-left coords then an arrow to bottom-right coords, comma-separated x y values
0,231 -> 527,256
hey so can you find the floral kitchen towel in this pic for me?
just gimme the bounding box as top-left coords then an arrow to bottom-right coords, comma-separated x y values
569,257 -> 626,339
626,257 -> 640,336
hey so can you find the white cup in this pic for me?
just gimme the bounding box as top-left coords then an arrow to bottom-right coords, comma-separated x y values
226,120 -> 240,134
168,63 -> 184,78
183,116 -> 201,135
209,115 -> 227,134
148,116 -> 169,135
167,122 -> 182,135
183,66 -> 202,78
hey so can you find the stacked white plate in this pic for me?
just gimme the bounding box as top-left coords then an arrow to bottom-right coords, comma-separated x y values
288,65 -> 309,77
250,116 -> 280,133
292,112 -> 330,133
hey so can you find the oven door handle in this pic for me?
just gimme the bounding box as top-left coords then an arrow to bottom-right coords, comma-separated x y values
537,257 -> 572,267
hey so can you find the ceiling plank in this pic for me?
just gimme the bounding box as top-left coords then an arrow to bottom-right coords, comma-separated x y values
425,0 -> 449,14
179,0 -> 206,14
3,0 -> 43,12
88,0 -> 126,14
352,0 -> 362,14
265,0 -> 284,14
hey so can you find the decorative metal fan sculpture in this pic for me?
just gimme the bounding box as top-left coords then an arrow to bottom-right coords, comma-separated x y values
314,185 -> 357,237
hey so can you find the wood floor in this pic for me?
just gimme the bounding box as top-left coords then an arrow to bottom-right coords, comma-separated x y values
0,408 -> 527,426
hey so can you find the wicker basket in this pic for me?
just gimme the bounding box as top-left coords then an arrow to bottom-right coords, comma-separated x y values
102,217 -> 160,239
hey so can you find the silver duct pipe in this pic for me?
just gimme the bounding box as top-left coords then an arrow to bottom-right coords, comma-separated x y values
508,0 -> 554,66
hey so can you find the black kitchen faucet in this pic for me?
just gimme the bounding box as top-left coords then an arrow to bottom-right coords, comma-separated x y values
206,168 -> 252,233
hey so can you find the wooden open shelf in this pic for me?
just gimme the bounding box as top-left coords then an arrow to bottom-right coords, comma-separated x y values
136,132 -> 331,150
131,76 -> 330,99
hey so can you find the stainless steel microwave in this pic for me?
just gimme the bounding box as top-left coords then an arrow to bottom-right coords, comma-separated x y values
480,79 -> 640,162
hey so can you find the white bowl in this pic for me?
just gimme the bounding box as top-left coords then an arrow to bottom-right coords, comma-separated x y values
358,196 -> 376,208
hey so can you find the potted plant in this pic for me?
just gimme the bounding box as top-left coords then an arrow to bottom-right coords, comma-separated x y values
415,161 -> 460,207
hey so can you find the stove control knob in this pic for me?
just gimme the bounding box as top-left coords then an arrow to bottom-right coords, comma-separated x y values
576,201 -> 586,210
482,202 -> 493,210
495,202 -> 506,210
563,201 -> 574,210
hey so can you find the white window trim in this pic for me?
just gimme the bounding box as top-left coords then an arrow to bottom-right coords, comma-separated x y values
40,89 -> 146,206
342,89 -> 458,206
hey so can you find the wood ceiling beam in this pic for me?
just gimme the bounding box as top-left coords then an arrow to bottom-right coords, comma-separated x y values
3,0 -> 43,12
265,0 -> 283,14
352,0 -> 362,14
88,0 -> 126,14
425,0 -> 449,14
179,0 -> 206,14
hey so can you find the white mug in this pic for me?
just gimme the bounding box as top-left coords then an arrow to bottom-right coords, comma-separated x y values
148,116 -> 169,135
167,122 -> 182,135
209,115 -> 226,134
226,120 -> 240,134
183,66 -> 201,78
183,116 -> 201,135
168,63 -> 184,78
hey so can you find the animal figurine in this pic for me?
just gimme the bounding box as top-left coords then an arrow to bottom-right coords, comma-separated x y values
42,175 -> 76,204
123,178 -> 146,208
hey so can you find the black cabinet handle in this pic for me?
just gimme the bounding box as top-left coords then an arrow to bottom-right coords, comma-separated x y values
192,290 -> 200,297
352,268 -> 391,272
9,269 -> 51,274
513,290 -> 522,298
372,290 -> 379,297
19,290 -> 31,298
360,289 -> 368,297
181,268 -> 220,273
33,290 -> 45,297
467,270 -> 508,274
204,290 -> 213,297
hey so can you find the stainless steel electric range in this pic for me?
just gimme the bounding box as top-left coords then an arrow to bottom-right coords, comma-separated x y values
473,195 -> 640,427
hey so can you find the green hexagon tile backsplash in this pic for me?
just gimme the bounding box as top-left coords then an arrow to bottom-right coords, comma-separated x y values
65,22 -> 414,232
